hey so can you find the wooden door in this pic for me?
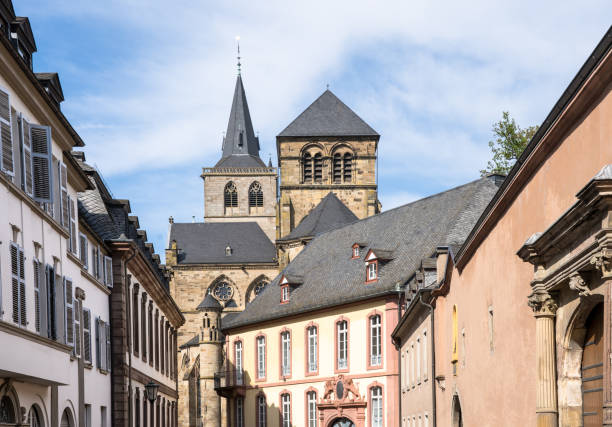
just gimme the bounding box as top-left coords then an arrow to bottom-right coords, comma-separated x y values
582,303 -> 604,426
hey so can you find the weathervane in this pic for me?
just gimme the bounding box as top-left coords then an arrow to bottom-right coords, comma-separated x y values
236,35 -> 241,75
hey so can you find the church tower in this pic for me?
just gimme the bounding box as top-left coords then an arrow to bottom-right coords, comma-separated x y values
276,89 -> 380,239
202,74 -> 277,241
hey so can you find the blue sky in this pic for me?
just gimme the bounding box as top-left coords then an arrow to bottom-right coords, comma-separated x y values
19,1 -> 611,261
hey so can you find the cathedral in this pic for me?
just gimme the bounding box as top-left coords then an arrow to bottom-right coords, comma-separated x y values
165,70 -> 381,426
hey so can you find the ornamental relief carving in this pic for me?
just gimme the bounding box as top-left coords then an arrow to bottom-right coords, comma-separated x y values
528,292 -> 558,316
590,249 -> 612,278
568,273 -> 591,297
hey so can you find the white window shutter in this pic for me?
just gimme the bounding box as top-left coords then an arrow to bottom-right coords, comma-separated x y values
74,299 -> 81,357
30,125 -> 53,203
0,89 -> 14,176
79,234 -> 88,268
96,317 -> 104,369
104,256 -> 113,287
19,117 -> 33,196
69,196 -> 77,253
64,277 -> 74,346
83,308 -> 91,363
10,243 -> 20,324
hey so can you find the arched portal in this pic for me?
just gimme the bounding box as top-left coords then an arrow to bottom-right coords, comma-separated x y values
329,417 -> 355,427
60,408 -> 74,427
582,303 -> 604,426
452,394 -> 463,427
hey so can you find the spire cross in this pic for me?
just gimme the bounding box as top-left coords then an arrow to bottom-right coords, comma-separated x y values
236,36 -> 241,75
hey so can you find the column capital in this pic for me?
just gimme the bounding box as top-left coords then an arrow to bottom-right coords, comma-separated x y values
528,291 -> 558,317
591,248 -> 612,278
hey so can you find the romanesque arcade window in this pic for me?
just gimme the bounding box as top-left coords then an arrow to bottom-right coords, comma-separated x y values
303,152 -> 312,182
313,153 -> 323,183
224,181 -> 238,207
249,181 -> 263,207
333,151 -> 353,183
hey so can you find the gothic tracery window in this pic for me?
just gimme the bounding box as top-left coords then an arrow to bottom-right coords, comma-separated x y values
0,396 -> 15,423
249,182 -> 263,207
212,282 -> 234,301
224,182 -> 238,207
253,281 -> 267,298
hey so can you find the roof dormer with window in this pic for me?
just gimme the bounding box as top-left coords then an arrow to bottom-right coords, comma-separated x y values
279,274 -> 303,304
351,242 -> 366,259
365,249 -> 394,284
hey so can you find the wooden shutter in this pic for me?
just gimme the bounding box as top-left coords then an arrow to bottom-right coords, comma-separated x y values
96,317 -> 106,370
59,162 -> 68,227
104,256 -> 113,287
10,243 -> 22,325
33,259 -> 41,333
30,125 -> 53,203
0,88 -> 13,176
79,233 -> 88,268
21,118 -> 33,196
105,322 -> 111,372
64,277 -> 74,346
69,197 -> 77,253
97,247 -> 103,280
45,265 -> 55,339
83,308 -> 91,363
74,299 -> 81,357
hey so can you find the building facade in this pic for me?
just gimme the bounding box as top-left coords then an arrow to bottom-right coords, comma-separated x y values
0,2 -> 112,425
217,176 -> 499,427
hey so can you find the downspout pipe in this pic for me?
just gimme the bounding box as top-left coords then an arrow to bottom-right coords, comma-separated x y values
396,284 -> 403,426
125,248 -> 137,427
418,292 -> 436,427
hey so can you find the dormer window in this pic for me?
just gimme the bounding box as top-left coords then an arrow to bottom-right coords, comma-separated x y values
281,285 -> 290,303
225,245 -> 233,256
367,262 -> 378,282
351,244 -> 360,259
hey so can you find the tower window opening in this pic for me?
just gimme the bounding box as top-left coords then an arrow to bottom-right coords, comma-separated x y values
249,182 -> 264,207
224,182 -> 238,207
303,153 -> 312,183
314,153 -> 323,183
333,154 -> 342,183
343,153 -> 352,182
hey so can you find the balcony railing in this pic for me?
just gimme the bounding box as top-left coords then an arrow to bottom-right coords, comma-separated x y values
214,369 -> 245,391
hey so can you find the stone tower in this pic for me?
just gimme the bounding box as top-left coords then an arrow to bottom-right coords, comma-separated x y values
202,74 -> 277,241
276,89 -> 380,239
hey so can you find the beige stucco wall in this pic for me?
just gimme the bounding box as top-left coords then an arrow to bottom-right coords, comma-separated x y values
224,297 -> 399,427
433,63 -> 612,426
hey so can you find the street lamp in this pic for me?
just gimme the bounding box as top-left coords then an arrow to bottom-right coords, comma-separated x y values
145,381 -> 159,403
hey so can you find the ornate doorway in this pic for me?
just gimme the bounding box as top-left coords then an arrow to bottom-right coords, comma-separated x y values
330,417 -> 355,427
582,303 -> 603,426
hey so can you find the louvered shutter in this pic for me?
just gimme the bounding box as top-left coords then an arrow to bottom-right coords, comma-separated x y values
104,256 -> 113,287
10,108 -> 20,186
74,299 -> 81,357
20,118 -> 33,196
96,317 -> 103,369
79,234 -> 88,268
64,277 -> 74,346
69,197 -> 77,253
83,308 -> 91,363
0,88 -> 13,176
10,243 -> 19,324
59,162 -> 68,227
33,259 -> 41,333
30,125 -> 53,203
105,322 -> 111,371
91,246 -> 97,278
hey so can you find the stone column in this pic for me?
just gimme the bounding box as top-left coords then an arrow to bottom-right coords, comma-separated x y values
528,291 -> 558,427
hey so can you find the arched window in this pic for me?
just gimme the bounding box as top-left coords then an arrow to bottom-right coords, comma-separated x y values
303,153 -> 312,183
307,325 -> 318,373
333,153 -> 342,183
60,408 -> 74,427
343,153 -> 352,182
249,182 -> 263,207
280,393 -> 291,427
0,396 -> 16,423
370,386 -> 383,427
369,314 -> 382,367
254,281 -> 267,298
29,405 -> 43,427
224,182 -> 238,208
306,390 -> 317,427
313,153 -> 323,183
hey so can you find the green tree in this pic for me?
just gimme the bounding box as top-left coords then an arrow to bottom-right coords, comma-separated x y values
480,111 -> 538,176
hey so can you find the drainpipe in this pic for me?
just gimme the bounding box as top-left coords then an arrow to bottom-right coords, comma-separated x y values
418,292 -> 436,427
125,248 -> 137,427
395,283 -> 403,427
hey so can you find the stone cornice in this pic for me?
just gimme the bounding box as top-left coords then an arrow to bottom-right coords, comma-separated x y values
280,184 -> 377,191
172,263 -> 278,271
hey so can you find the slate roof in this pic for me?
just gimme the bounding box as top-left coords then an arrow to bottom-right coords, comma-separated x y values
222,176 -> 501,330
278,192 -> 358,242
278,90 -> 379,138
214,75 -> 264,168
197,293 -> 222,311
169,222 -> 276,264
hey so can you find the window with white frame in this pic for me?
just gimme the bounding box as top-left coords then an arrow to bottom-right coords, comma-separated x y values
370,314 -> 381,366
281,393 -> 291,427
307,326 -> 317,372
256,336 -> 266,379
367,262 -> 377,281
280,285 -> 289,303
236,397 -> 244,427
257,395 -> 266,427
281,331 -> 291,376
235,341 -> 243,385
371,386 -> 383,427
337,320 -> 348,369
352,246 -> 359,258
307,391 -> 317,427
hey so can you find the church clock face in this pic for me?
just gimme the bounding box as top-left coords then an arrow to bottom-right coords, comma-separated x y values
212,282 -> 233,301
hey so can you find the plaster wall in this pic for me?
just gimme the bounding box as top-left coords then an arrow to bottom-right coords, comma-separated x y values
433,71 -> 612,426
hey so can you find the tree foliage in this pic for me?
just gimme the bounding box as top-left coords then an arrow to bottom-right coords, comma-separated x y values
480,111 -> 538,176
